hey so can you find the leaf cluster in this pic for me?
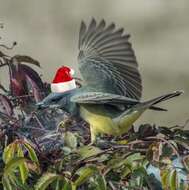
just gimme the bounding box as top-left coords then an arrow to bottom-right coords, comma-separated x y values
0,36 -> 189,190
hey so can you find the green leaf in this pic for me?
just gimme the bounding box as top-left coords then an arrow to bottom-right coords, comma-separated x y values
121,164 -> 132,178
6,173 -> 18,187
17,145 -> 29,184
3,144 -> 15,164
160,169 -> 169,189
2,176 -> 13,190
71,184 -> 76,190
23,142 -> 39,164
55,179 -> 60,190
108,153 -> 143,170
64,132 -> 77,149
35,173 -> 62,190
169,169 -> 177,190
11,176 -> 33,190
4,157 -> 27,176
76,145 -> 102,159
95,174 -> 107,190
74,166 -> 98,187
62,180 -> 72,190
125,153 -> 143,163
132,167 -> 148,178
62,146 -> 72,155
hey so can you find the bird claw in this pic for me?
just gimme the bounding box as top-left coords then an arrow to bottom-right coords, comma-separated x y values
58,117 -> 73,129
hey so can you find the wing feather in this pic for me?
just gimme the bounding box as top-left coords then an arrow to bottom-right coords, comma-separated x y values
79,21 -> 87,48
71,92 -> 139,105
78,19 -> 142,100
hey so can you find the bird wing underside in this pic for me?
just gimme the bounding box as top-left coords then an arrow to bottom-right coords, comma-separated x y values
71,92 -> 139,105
71,91 -> 167,111
78,18 -> 142,100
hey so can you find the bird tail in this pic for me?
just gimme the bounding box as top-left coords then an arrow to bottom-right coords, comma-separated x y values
141,90 -> 183,109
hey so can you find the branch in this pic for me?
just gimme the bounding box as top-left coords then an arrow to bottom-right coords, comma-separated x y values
0,83 -> 9,93
0,41 -> 17,50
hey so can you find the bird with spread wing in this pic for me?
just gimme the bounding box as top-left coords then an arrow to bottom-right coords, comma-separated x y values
38,19 -> 183,143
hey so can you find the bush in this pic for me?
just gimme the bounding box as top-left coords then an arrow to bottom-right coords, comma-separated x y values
0,31 -> 189,190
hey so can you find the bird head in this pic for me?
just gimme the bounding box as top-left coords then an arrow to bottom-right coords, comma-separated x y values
37,66 -> 76,110
36,92 -> 67,109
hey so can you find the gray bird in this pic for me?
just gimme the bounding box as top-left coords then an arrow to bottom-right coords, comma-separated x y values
37,19 -> 183,143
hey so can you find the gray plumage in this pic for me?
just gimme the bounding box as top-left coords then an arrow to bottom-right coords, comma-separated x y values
37,19 -> 183,142
78,18 -> 142,100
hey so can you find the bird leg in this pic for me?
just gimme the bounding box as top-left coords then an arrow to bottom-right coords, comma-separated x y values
58,115 -> 74,129
89,125 -> 98,145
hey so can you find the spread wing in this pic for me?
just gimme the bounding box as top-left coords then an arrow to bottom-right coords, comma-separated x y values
70,91 -> 167,111
78,18 -> 142,100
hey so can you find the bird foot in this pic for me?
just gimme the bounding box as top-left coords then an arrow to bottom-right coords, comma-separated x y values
58,116 -> 73,129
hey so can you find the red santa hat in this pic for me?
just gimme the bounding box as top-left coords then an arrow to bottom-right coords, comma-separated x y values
51,66 -> 76,93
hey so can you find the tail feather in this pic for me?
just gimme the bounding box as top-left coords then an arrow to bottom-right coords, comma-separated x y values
142,90 -> 183,108
149,106 -> 167,111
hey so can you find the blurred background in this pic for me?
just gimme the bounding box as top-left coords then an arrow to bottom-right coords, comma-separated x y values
0,0 -> 188,127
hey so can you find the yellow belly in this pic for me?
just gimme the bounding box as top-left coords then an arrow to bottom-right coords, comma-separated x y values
79,105 -> 143,137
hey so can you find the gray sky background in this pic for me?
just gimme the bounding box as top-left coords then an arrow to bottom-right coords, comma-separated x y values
0,0 -> 188,127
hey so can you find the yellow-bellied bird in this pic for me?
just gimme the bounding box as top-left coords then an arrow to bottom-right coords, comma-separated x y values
38,19 -> 183,143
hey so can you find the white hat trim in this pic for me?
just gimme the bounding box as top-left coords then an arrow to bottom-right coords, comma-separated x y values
51,79 -> 76,93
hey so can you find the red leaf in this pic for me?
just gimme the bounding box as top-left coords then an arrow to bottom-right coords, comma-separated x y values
25,75 -> 43,102
10,77 -> 27,97
19,64 -> 43,89
0,94 -> 13,116
9,59 -> 43,97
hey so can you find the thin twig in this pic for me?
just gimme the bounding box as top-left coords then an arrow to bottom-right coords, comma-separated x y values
0,83 -> 9,93
0,42 -> 17,50
33,113 -> 44,128
10,94 -> 34,100
169,119 -> 189,130
108,181 -> 116,190
0,63 -> 8,68
22,126 -> 50,132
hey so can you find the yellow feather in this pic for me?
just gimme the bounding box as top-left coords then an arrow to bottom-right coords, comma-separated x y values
80,105 -> 145,142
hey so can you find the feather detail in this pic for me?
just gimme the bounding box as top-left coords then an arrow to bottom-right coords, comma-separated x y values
78,19 -> 142,100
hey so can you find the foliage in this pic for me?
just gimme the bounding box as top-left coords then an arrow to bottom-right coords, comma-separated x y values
0,28 -> 189,190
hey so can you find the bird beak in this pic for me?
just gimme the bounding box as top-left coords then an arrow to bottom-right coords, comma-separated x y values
36,102 -> 47,109
36,102 -> 60,110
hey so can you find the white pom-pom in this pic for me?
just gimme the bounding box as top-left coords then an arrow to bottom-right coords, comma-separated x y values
70,68 -> 75,75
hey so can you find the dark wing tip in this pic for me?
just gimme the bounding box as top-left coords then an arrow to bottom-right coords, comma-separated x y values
106,22 -> 116,32
80,20 -> 86,33
87,18 -> 97,34
79,20 -> 87,48
98,19 -> 106,28
90,17 -> 96,26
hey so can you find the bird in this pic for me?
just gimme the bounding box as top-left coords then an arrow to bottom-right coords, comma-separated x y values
37,18 -> 183,143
